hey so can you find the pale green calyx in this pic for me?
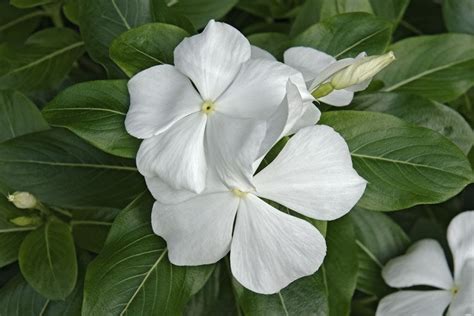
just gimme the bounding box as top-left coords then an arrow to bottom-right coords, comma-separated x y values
10,215 -> 42,227
311,82 -> 334,99
7,192 -> 38,209
330,51 -> 396,90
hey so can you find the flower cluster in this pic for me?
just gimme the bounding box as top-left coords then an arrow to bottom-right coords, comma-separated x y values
125,20 -> 393,294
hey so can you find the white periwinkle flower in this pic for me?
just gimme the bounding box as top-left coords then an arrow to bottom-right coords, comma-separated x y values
283,47 -> 395,106
377,211 -> 474,316
147,125 -> 367,294
125,20 -> 312,193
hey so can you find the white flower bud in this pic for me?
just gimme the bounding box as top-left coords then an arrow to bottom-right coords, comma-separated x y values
7,192 -> 38,209
330,51 -> 395,90
10,215 -> 42,227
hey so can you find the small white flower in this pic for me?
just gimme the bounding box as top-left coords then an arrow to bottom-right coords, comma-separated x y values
126,20 -> 311,193
147,125 -> 366,294
377,211 -> 474,316
7,191 -> 37,209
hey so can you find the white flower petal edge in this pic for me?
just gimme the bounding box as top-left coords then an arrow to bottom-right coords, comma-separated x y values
382,239 -> 454,290
174,20 -> 251,101
448,259 -> 474,315
152,192 -> 238,265
250,45 -> 276,60
284,47 -> 335,83
126,65 -> 202,139
230,194 -> 326,294
254,125 -> 367,220
447,210 -> 474,277
376,290 -> 452,316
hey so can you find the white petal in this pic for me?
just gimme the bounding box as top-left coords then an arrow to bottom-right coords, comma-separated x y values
382,239 -> 454,290
206,113 -> 267,191
447,211 -> 474,277
287,102 -> 320,135
230,194 -> 326,294
345,78 -> 371,92
174,20 -> 251,101
137,113 -> 207,193
152,192 -> 238,265
251,45 -> 276,60
126,65 -> 202,139
449,259 -> 474,315
254,125 -> 366,220
318,89 -> 354,106
284,47 -> 335,83
309,57 -> 355,91
376,290 -> 452,316
216,59 -> 299,119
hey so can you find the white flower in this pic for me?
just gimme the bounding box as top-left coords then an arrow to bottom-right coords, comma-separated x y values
7,191 -> 37,209
377,211 -> 474,316
147,125 -> 366,294
125,20 -> 312,193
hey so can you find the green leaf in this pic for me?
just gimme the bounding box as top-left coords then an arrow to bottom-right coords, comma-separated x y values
248,32 -> 290,61
350,92 -> 474,154
0,28 -> 85,92
110,23 -> 189,77
0,128 -> 145,209
292,12 -> 392,58
321,111 -> 473,211
367,0 -> 410,24
323,215 -> 358,316
349,208 -> 410,297
0,3 -> 44,44
0,89 -> 49,143
83,193 -> 213,316
10,0 -> 54,8
78,0 -> 153,77
42,80 -> 139,158
379,34 -> 474,102
443,0 -> 474,34
63,0 -> 79,25
19,217 -> 77,300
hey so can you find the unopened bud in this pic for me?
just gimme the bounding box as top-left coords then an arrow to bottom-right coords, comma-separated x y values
330,51 -> 395,90
10,215 -> 42,227
7,192 -> 37,209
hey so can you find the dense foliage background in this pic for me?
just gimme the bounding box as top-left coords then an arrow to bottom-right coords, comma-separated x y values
0,0 -> 473,315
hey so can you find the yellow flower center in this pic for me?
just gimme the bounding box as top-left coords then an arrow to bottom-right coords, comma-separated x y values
232,188 -> 248,198
451,286 -> 459,296
201,100 -> 215,114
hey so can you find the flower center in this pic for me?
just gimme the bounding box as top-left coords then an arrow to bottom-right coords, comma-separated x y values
201,100 -> 215,114
232,188 -> 248,198
451,286 -> 459,296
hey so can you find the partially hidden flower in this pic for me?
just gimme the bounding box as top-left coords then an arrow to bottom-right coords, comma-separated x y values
146,125 -> 367,294
376,211 -> 474,316
7,191 -> 37,209
125,20 -> 313,193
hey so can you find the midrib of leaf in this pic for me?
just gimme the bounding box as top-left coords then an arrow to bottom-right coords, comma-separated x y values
122,42 -> 165,64
43,107 -> 126,116
111,0 -> 131,30
0,226 -> 38,233
39,299 -> 50,316
119,249 -> 168,316
44,221 -> 60,295
355,240 -> 383,268
0,159 -> 137,171
278,292 -> 289,316
0,11 -> 49,32
6,41 -> 85,76
334,26 -> 389,58
71,220 -> 112,226
4,112 -> 16,139
383,58 -> 474,91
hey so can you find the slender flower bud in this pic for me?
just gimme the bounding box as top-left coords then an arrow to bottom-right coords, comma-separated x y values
7,192 -> 38,209
10,215 -> 42,227
330,51 -> 395,90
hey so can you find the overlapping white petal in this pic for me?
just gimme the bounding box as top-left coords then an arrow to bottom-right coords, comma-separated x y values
284,47 -> 335,83
447,211 -> 474,277
449,259 -> 474,315
376,290 -> 452,316
250,45 -> 276,60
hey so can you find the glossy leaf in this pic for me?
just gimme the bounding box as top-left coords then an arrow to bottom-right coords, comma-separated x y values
350,92 -> 474,154
0,3 -> 43,44
248,32 -> 290,61
292,13 -> 392,59
110,23 -> 189,77
443,0 -> 474,34
82,194 -> 213,316
43,80 -> 139,158
19,217 -> 77,300
379,34 -> 474,102
0,128 -> 145,209
321,111 -> 473,211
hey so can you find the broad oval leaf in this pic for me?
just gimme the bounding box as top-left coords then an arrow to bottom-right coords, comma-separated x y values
321,111 -> 473,211
350,92 -> 474,154
0,128 -> 145,209
83,194 -> 213,316
42,80 -> 139,158
19,217 -> 77,300
0,28 -> 84,92
0,89 -> 48,143
443,0 -> 474,34
110,23 -> 189,77
292,12 -> 392,58
379,34 -> 474,102
78,0 -> 153,77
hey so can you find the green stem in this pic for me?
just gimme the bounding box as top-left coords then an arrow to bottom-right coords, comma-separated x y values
35,202 -> 52,216
43,2 -> 64,27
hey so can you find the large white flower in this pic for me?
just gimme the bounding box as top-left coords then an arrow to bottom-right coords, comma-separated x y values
377,211 -> 474,316
125,20 -> 313,193
147,125 -> 366,294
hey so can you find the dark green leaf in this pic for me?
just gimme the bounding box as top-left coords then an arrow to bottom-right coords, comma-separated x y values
379,34 -> 474,102
0,89 -> 48,143
350,92 -> 474,154
292,12 -> 392,58
10,0 -> 54,8
0,128 -> 145,209
0,28 -> 85,92
248,32 -> 290,61
83,194 -> 213,316
110,23 -> 189,77
0,3 -> 44,44
63,0 -> 79,25
321,111 -> 473,211
443,0 -> 474,34
42,80 -> 139,158
19,217 -> 77,300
